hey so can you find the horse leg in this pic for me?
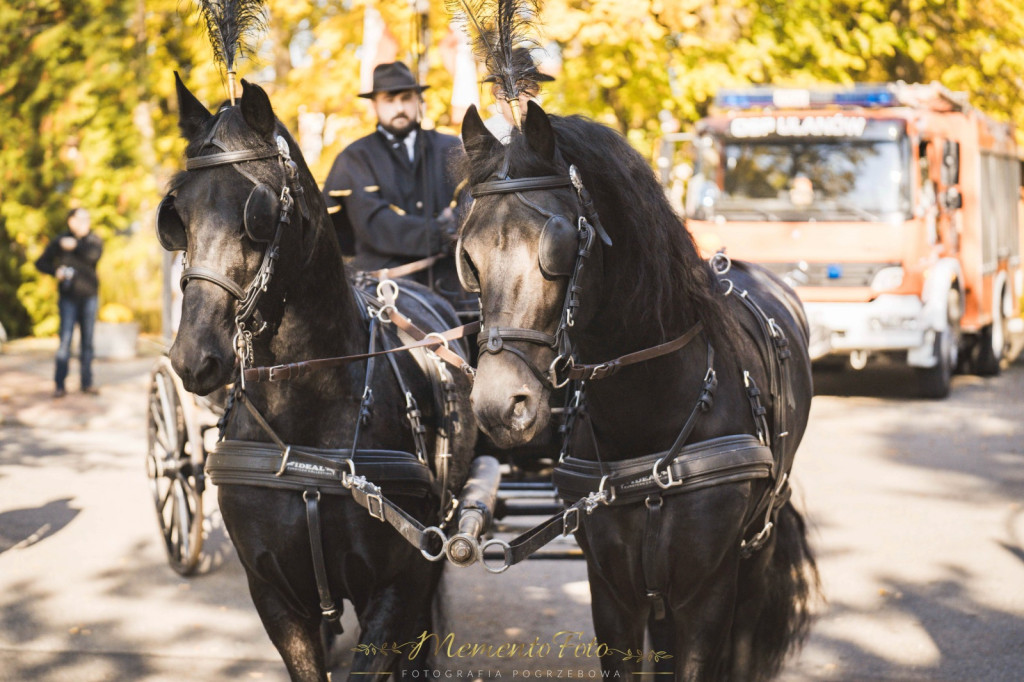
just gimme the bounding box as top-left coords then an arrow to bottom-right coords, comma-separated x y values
583,562 -> 646,676
246,574 -> 328,682
349,563 -> 442,677
730,502 -> 818,682
648,613 -> 675,674
668,551 -> 740,682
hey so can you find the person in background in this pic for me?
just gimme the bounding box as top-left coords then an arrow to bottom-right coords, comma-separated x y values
35,207 -> 103,398
483,47 -> 556,144
322,61 -> 466,298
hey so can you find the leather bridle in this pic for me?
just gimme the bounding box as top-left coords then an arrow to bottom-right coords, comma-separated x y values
160,114 -> 301,378
461,162 -> 611,388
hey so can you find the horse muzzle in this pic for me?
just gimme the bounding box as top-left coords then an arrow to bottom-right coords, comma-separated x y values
470,353 -> 551,448
169,328 -> 235,396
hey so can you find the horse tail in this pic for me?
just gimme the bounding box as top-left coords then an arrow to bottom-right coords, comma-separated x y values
733,499 -> 819,681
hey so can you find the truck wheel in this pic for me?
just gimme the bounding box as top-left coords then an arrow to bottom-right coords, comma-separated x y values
916,289 -> 960,399
972,287 -> 1009,376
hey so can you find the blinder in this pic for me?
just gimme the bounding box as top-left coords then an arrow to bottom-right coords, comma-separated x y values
244,183 -> 281,243
156,183 -> 281,253
157,195 -> 187,251
538,215 -> 578,278
455,236 -> 479,293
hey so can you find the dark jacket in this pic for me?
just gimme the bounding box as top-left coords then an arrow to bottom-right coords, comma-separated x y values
35,231 -> 103,299
322,127 -> 465,275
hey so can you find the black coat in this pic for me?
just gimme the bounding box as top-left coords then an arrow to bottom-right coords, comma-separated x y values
35,231 -> 103,299
322,127 -> 465,277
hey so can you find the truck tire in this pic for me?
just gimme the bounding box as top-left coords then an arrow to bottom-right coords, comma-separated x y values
972,286 -> 1009,376
916,288 -> 960,399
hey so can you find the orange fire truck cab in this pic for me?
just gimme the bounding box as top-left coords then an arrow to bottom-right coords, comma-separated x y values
685,83 -> 1024,398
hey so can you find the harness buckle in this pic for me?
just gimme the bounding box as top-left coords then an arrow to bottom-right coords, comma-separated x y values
652,455 -> 681,490
363,485 -> 385,522
562,507 -> 580,535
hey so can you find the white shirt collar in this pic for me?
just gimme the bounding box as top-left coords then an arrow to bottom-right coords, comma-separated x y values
379,126 -> 417,162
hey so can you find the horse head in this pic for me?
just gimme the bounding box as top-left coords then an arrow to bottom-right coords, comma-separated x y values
458,102 -> 609,448
159,74 -> 322,395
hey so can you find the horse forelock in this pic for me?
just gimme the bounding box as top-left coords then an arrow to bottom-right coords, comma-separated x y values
463,114 -> 733,346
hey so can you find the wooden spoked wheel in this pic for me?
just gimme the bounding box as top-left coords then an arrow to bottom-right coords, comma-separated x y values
146,357 -> 205,575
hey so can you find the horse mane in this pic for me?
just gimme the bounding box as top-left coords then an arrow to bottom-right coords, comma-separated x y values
461,114 -> 735,348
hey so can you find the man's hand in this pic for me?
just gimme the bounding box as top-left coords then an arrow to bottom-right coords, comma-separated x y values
437,207 -> 459,245
59,236 -> 77,251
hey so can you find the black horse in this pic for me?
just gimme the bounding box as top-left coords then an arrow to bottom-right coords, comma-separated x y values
457,102 -> 818,680
160,75 -> 476,681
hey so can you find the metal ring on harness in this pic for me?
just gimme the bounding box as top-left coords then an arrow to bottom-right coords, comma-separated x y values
420,526 -> 448,562
340,458 -> 356,487
548,354 -> 572,389
481,538 -> 513,574
652,455 -> 679,490
710,251 -> 732,275
598,474 -> 616,504
424,332 -> 450,353
376,278 -> 400,306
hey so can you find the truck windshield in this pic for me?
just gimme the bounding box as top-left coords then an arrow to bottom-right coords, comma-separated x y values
688,131 -> 911,222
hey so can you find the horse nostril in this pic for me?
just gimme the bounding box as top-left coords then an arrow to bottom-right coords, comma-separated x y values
511,394 -> 529,421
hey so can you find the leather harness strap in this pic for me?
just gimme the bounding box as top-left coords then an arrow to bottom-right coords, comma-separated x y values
179,266 -> 247,300
205,441 -> 434,494
303,490 -> 343,633
184,147 -> 279,170
481,434 -> 774,574
241,318 -> 479,384
554,435 -> 774,504
643,494 -> 666,620
471,175 -> 573,197
355,253 -> 445,281
563,322 -> 705,382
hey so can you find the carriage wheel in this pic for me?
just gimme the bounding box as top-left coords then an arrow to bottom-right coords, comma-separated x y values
146,357 -> 205,575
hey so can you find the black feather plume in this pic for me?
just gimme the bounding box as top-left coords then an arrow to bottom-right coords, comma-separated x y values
446,0 -> 541,127
190,0 -> 268,103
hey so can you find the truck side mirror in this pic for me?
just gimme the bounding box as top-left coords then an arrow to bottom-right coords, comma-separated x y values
941,140 -> 960,186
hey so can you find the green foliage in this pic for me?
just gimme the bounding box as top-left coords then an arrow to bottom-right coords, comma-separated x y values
4,0 -> 1024,339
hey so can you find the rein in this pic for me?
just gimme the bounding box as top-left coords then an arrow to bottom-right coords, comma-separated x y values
241,281 -> 478,384
354,252 -> 445,281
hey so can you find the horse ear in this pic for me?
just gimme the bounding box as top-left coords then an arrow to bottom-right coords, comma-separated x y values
524,100 -> 555,161
240,79 -> 276,138
461,104 -> 501,162
174,71 -> 212,139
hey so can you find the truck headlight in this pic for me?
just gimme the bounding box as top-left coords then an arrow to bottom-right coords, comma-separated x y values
871,266 -> 904,294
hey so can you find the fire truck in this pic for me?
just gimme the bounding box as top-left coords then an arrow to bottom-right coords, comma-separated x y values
683,82 -> 1024,398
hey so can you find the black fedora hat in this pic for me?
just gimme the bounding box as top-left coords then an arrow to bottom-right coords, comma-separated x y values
483,48 -> 555,84
358,61 -> 429,99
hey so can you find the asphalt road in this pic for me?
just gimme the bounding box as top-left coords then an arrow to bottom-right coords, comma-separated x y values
1,337 -> 1022,681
